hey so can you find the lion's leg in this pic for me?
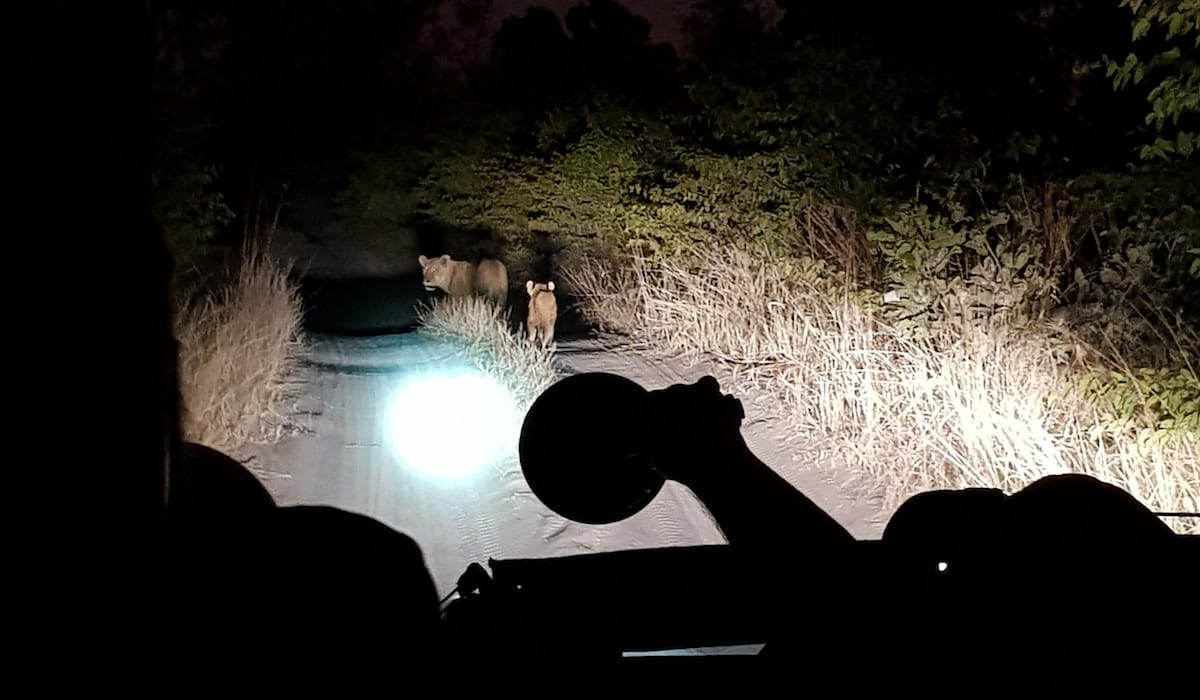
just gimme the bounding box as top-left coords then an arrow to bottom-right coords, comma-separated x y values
544,325 -> 555,350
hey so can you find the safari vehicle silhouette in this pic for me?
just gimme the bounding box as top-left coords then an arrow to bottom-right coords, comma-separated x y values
438,372 -> 1200,691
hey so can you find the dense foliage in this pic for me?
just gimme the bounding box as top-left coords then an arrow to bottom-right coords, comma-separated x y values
344,2 -> 1200,440
151,0 -> 1199,440
1107,0 -> 1200,160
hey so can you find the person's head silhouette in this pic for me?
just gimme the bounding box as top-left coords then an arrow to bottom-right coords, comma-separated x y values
13,6 -> 439,692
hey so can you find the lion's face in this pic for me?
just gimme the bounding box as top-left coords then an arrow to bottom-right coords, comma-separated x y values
418,255 -> 453,291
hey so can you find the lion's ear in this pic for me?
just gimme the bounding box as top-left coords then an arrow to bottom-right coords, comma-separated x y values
418,255 -> 428,266
546,281 -> 555,292
440,254 -> 451,262
526,280 -> 535,296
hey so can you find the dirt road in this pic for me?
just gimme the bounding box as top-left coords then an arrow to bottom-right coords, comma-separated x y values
243,271 -> 883,600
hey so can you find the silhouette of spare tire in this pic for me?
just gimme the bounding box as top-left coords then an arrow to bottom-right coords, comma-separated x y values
519,372 -> 666,525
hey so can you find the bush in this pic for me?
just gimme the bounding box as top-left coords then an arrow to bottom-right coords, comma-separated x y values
150,110 -> 234,292
359,39 -> 984,277
1082,366 -> 1200,443
174,240 -> 308,456
415,296 -> 559,411
569,248 -> 1199,533
1061,165 -> 1200,366
1106,0 -> 1200,161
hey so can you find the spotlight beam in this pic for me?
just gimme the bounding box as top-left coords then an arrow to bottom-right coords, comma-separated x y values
384,371 -> 520,480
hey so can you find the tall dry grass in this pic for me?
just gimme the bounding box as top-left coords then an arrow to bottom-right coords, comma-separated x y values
174,240 -> 308,456
567,248 -> 1200,534
416,296 -> 560,411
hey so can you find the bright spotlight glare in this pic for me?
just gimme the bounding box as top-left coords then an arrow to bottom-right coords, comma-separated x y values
385,372 -> 520,480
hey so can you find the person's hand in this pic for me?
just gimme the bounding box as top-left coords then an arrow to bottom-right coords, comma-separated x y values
642,375 -> 747,486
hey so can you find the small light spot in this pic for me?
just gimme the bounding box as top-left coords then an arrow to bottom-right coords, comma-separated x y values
937,561 -> 949,573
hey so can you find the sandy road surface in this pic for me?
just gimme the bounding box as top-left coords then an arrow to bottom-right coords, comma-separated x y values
242,330 -> 732,597
244,327 -> 884,599
241,258 -> 885,606
237,260 -> 887,657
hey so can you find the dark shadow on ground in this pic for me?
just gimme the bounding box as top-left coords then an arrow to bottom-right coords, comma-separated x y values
300,275 -> 426,335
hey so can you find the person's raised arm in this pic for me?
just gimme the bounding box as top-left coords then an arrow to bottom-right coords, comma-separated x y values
644,376 -> 854,555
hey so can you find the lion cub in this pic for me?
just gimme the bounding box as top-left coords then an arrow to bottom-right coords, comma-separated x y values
525,280 -> 558,349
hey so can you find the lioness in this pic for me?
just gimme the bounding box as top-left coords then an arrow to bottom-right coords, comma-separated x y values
418,254 -> 508,307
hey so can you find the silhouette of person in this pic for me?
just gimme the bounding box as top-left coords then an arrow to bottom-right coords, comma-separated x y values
641,375 -> 1198,692
12,5 -> 441,694
641,376 -> 865,683
167,444 -> 442,695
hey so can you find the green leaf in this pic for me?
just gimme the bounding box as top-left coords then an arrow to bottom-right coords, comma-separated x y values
1178,130 -> 1196,157
1133,17 -> 1153,41
1168,13 -> 1185,38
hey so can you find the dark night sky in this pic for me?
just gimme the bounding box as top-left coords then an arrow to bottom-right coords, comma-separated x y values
489,0 -> 690,45
438,0 -> 782,50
